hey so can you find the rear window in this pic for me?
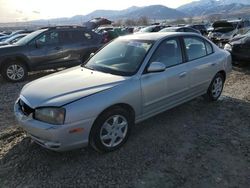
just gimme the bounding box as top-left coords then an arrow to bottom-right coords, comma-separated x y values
61,30 -> 93,43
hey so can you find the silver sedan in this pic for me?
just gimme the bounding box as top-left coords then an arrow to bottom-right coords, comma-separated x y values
14,33 -> 232,152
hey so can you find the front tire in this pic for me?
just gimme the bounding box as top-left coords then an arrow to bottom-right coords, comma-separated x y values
205,73 -> 225,101
1,61 -> 28,82
89,107 -> 132,153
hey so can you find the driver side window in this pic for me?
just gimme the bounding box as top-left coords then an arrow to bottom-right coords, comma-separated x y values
36,31 -> 59,46
150,38 -> 183,68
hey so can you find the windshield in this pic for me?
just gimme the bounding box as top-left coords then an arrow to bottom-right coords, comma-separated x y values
84,39 -> 153,76
15,29 -> 47,45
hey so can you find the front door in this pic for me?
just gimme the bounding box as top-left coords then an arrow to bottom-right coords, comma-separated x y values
141,37 -> 189,117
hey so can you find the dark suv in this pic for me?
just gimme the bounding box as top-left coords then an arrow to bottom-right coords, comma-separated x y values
186,24 -> 208,35
0,26 -> 103,82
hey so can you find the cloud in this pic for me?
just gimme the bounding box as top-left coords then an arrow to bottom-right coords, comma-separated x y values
16,9 -> 23,14
0,0 -> 194,23
32,11 -> 40,14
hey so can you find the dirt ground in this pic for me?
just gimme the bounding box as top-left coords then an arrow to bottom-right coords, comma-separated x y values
0,65 -> 249,188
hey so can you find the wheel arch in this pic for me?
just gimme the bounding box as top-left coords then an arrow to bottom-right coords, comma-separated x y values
89,103 -> 136,141
217,70 -> 226,81
0,55 -> 30,71
95,103 -> 136,124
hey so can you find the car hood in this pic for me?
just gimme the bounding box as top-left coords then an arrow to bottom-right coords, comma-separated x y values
20,66 -> 129,108
212,21 -> 234,28
0,44 -> 23,54
212,21 -> 235,33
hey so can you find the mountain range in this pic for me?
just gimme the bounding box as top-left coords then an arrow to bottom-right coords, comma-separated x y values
30,5 -> 186,25
2,0 -> 250,26
178,0 -> 250,17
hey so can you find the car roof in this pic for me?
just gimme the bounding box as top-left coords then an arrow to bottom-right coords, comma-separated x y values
118,32 -> 200,41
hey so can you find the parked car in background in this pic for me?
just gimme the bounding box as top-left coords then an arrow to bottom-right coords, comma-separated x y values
208,19 -> 250,47
95,26 -> 114,34
186,24 -> 208,35
0,33 -> 27,46
14,33 -> 232,152
224,31 -> 250,64
136,25 -> 166,33
102,30 -> 119,43
95,26 -> 131,44
208,21 -> 236,46
228,19 -> 250,30
0,33 -> 6,37
230,27 -> 250,38
85,17 -> 112,30
133,26 -> 145,33
159,26 -> 201,34
1,31 -> 12,35
0,26 -> 103,82
0,30 -> 33,42
125,27 -> 134,34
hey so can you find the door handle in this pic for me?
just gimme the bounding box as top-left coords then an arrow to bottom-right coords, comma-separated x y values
211,62 -> 217,66
179,72 -> 187,78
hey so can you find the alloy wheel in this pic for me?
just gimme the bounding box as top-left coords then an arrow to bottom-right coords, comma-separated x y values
211,77 -> 223,98
6,64 -> 25,81
100,115 -> 128,148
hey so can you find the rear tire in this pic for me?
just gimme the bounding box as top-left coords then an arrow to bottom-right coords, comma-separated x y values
1,61 -> 28,82
89,107 -> 132,153
204,73 -> 225,102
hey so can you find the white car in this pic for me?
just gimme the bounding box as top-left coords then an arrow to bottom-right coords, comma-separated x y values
14,33 -> 232,152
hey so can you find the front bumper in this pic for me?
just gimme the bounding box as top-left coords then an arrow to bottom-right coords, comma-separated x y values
14,100 -> 95,151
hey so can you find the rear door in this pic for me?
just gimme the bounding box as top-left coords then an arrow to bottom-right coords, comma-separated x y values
57,30 -> 81,67
182,36 -> 217,96
61,29 -> 101,66
141,37 -> 189,116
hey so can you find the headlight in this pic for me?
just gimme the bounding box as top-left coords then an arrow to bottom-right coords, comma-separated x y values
34,107 -> 65,125
224,43 -> 232,51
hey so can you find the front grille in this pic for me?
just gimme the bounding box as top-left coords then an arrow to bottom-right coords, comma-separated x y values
19,99 -> 34,116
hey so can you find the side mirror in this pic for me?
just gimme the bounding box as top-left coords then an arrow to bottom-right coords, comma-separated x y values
147,62 -> 166,73
89,52 -> 95,58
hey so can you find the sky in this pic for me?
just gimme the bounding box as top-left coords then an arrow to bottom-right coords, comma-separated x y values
0,0 -> 195,23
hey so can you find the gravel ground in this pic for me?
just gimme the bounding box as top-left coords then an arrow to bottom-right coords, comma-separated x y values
0,65 -> 249,188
